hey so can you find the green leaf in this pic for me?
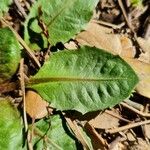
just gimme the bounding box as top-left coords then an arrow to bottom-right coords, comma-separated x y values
24,0 -> 98,50
32,115 -> 79,150
28,46 -> 139,114
0,27 -> 21,84
0,0 -> 12,17
130,0 -> 143,6
0,98 -> 22,150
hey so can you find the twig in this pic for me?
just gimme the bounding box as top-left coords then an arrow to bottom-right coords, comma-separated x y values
1,18 -> 41,68
105,110 -> 131,123
24,1 -> 31,10
109,136 -> 126,150
144,16 -> 150,39
65,117 -> 91,150
85,122 -> 108,150
14,0 -> 27,18
27,130 -> 33,150
19,59 -> 28,131
142,104 -> 150,139
124,99 -> 144,111
92,20 -> 125,29
118,0 -> 145,54
121,102 -> 150,117
106,119 -> 150,134
118,0 -> 134,32
28,119 -> 35,150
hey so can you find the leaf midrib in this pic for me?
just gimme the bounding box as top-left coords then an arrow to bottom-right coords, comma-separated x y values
28,77 -> 128,85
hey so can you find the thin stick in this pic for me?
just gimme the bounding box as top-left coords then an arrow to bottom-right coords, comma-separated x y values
14,0 -> 27,18
1,18 -> 41,68
105,110 -> 131,123
118,0 -> 144,54
27,118 -> 35,150
65,117 -> 91,150
27,130 -> 33,150
109,136 -> 126,150
92,20 -> 125,29
124,99 -> 144,111
85,122 -> 108,150
118,0 -> 134,32
19,59 -> 28,131
106,119 -> 150,134
121,102 -> 150,117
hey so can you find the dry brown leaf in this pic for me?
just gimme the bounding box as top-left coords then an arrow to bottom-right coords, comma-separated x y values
89,111 -> 119,129
143,124 -> 150,139
123,58 -> 150,99
25,90 -> 49,119
75,21 -> 150,98
137,37 -> 150,64
65,117 -> 91,150
129,138 -> 150,150
120,36 -> 136,58
64,41 -> 77,50
76,22 -> 122,54
109,137 -> 127,150
109,142 -> 126,150
76,22 -> 136,58
126,132 -> 136,142
139,52 -> 150,64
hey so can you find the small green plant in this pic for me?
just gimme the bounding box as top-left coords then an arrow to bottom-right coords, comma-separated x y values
0,27 -> 21,84
130,0 -> 143,7
0,0 -> 12,17
0,0 -> 139,149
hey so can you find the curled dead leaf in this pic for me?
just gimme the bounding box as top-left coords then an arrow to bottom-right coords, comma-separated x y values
89,111 -> 119,129
76,22 -> 122,55
124,58 -> 150,99
25,90 -> 50,119
76,22 -> 136,59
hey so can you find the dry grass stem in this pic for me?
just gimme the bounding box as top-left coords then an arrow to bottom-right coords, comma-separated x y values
19,59 -> 28,131
121,102 -> 150,117
85,122 -> 108,150
106,119 -> 150,134
65,117 -> 91,150
105,110 -> 131,123
92,19 -> 125,29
